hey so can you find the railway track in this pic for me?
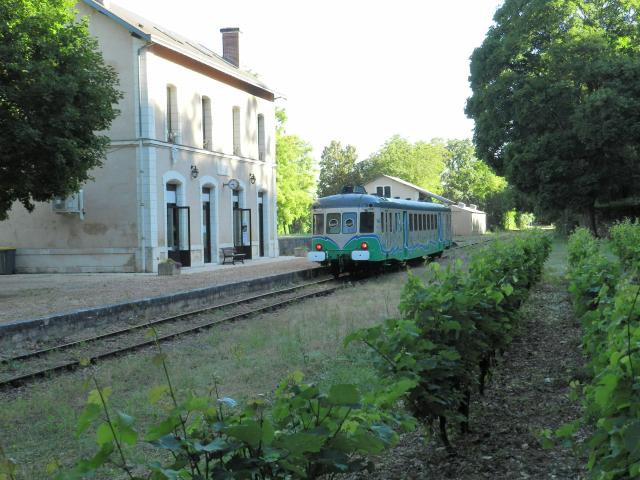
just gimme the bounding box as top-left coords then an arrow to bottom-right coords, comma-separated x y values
0,238 -> 492,389
0,277 -> 341,388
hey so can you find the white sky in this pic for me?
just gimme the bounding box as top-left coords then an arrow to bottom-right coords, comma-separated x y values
122,0 -> 503,160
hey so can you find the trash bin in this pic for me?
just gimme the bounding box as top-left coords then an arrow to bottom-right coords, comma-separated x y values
0,248 -> 16,274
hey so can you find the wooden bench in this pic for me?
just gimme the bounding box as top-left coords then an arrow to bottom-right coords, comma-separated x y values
221,247 -> 246,265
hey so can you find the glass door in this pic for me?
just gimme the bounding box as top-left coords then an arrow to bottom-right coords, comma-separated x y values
233,208 -> 252,259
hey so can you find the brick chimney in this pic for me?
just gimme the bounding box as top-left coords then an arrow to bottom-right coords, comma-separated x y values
220,28 -> 240,67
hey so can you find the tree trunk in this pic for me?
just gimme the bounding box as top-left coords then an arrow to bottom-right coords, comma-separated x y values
588,204 -> 598,237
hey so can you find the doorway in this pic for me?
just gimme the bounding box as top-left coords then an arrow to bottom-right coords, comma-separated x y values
258,192 -> 265,257
233,208 -> 252,259
202,187 -> 212,263
166,205 -> 191,266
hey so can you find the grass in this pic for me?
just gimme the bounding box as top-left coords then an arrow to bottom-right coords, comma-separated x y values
1,266 -> 418,478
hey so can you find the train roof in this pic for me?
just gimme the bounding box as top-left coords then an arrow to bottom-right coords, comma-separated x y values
312,194 -> 450,211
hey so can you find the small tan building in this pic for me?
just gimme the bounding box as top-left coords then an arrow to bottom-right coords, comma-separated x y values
0,0 -> 279,272
451,203 -> 486,236
364,175 -> 486,236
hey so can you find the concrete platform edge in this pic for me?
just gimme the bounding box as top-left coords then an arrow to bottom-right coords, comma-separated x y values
2,267 -> 325,343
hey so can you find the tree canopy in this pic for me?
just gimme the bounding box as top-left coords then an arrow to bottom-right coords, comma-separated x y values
466,0 -> 640,230
359,136 -> 448,194
317,141 -> 360,198
275,109 -> 315,234
441,139 -> 507,207
0,0 -> 121,220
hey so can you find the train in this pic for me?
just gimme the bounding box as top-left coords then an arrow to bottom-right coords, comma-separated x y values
307,187 -> 453,274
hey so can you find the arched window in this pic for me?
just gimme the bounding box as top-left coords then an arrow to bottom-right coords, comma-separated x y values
257,114 -> 265,161
202,96 -> 212,150
232,106 -> 241,155
166,85 -> 179,143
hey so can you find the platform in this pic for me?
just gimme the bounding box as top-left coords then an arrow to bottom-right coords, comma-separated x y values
0,257 -> 323,344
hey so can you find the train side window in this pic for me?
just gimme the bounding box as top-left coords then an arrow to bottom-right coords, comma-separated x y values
389,213 -> 393,233
360,212 -> 374,233
342,212 -> 357,234
420,214 -> 424,231
327,213 -> 341,234
423,214 -> 426,231
434,214 -> 439,229
381,212 -> 385,232
313,214 -> 324,235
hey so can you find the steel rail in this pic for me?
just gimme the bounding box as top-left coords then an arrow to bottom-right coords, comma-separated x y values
0,284 -> 342,388
4,277 -> 335,364
0,238 -> 493,388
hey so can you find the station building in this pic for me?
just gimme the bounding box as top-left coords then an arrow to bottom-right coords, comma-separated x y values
0,0 -> 279,273
364,175 -> 486,236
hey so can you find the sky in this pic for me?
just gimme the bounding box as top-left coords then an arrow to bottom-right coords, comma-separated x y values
123,0 -> 504,160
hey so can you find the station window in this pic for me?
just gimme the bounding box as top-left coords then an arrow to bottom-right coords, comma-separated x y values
327,213 -> 341,234
342,212 -> 357,234
376,186 -> 384,196
384,186 -> 391,198
313,214 -> 324,235
360,212 -> 374,233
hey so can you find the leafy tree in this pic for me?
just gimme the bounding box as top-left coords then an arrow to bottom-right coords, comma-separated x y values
317,140 -> 360,197
0,0 -> 121,220
441,139 -> 507,206
275,109 -> 315,234
360,136 -> 448,194
466,0 -> 640,233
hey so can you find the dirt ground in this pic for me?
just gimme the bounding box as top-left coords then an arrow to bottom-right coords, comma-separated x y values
348,266 -> 586,479
0,257 -> 319,324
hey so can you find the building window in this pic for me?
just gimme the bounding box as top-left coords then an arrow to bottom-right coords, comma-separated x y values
202,96 -> 212,150
257,114 -> 266,161
376,186 -> 383,196
384,186 -> 391,198
166,85 -> 179,143
232,106 -> 241,156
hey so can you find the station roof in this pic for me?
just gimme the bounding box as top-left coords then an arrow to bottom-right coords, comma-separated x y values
82,0 -> 276,98
313,194 -> 450,212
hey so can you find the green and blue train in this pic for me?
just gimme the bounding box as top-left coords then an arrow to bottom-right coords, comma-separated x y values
307,191 -> 452,274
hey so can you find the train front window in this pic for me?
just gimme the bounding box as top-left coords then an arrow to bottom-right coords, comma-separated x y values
327,213 -> 341,234
360,212 -> 374,233
313,214 -> 324,235
342,212 -> 357,234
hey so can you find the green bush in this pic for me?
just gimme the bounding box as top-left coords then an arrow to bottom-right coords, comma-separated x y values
556,228 -> 640,479
609,219 -> 640,269
54,341 -> 415,479
346,233 -> 551,448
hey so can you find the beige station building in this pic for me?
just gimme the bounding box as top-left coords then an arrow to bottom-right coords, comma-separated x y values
364,175 -> 486,236
0,0 -> 279,273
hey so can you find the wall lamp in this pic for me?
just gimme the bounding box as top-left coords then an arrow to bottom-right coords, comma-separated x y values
249,173 -> 256,184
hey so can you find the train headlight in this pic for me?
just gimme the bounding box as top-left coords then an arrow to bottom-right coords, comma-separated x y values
360,241 -> 368,250
315,243 -> 323,251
